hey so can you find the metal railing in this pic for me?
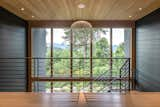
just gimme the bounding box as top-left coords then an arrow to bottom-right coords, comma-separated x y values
0,57 -> 130,93
120,58 -> 130,92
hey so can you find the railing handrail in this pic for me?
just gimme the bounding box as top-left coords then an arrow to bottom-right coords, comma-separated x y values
0,57 -> 130,59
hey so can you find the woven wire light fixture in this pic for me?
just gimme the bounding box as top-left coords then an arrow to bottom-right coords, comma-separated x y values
71,21 -> 92,28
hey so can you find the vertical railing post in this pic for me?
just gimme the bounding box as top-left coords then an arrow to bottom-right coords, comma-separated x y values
51,28 -> 53,93
37,58 -> 39,77
120,66 -> 122,92
34,58 -> 37,92
37,58 -> 39,92
128,58 -> 131,91
33,58 -> 36,92
109,28 -> 113,91
33,58 -> 36,77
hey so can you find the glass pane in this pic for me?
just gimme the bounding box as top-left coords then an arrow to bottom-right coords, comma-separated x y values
93,28 -> 110,58
72,28 -> 91,58
53,28 -> 70,77
32,82 -> 71,93
32,28 -> 51,77
112,28 -> 131,77
32,28 -> 51,58
112,28 -> 131,57
92,82 -> 109,93
53,82 -> 70,92
53,59 -> 70,77
53,28 -> 70,58
72,59 -> 90,77
32,82 -> 51,93
112,58 -> 126,77
72,28 -> 91,77
93,59 -> 110,77
73,82 -> 90,93
111,81 -> 120,91
32,58 -> 51,77
92,28 -> 110,77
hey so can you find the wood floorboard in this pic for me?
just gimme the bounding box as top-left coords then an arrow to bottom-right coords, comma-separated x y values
0,91 -> 160,107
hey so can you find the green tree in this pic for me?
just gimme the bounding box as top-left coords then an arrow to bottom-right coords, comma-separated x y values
112,42 -> 125,76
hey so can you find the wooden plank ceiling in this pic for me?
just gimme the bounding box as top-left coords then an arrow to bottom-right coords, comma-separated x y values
0,0 -> 160,21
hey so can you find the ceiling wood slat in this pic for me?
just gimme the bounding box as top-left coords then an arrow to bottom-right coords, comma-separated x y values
0,0 -> 160,20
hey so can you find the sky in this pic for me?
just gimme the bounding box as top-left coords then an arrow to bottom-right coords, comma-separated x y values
45,28 -> 125,45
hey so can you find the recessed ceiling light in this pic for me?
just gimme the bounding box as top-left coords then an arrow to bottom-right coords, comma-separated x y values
139,8 -> 142,11
32,15 -> 35,18
78,3 -> 86,9
129,15 -> 132,18
20,8 -> 24,11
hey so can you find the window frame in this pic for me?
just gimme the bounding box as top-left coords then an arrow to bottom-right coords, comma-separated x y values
27,20 -> 135,92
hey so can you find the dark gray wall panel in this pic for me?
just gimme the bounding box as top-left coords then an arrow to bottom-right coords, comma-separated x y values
136,8 -> 160,91
0,8 -> 27,92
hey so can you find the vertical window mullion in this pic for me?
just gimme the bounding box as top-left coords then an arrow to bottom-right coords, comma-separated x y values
51,28 -> 53,93
110,28 -> 113,91
90,28 -> 93,92
70,29 -> 73,92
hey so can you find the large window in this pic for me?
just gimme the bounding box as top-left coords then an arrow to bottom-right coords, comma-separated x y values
93,28 -> 110,77
31,27 -> 131,93
72,28 -> 91,77
53,28 -> 70,77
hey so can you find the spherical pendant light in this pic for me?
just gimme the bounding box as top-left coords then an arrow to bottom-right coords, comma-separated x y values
71,21 -> 92,28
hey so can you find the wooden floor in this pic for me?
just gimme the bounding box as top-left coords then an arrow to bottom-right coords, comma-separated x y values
0,91 -> 160,107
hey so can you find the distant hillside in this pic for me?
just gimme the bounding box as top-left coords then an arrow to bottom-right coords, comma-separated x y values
47,43 -> 118,51
47,43 -> 69,49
